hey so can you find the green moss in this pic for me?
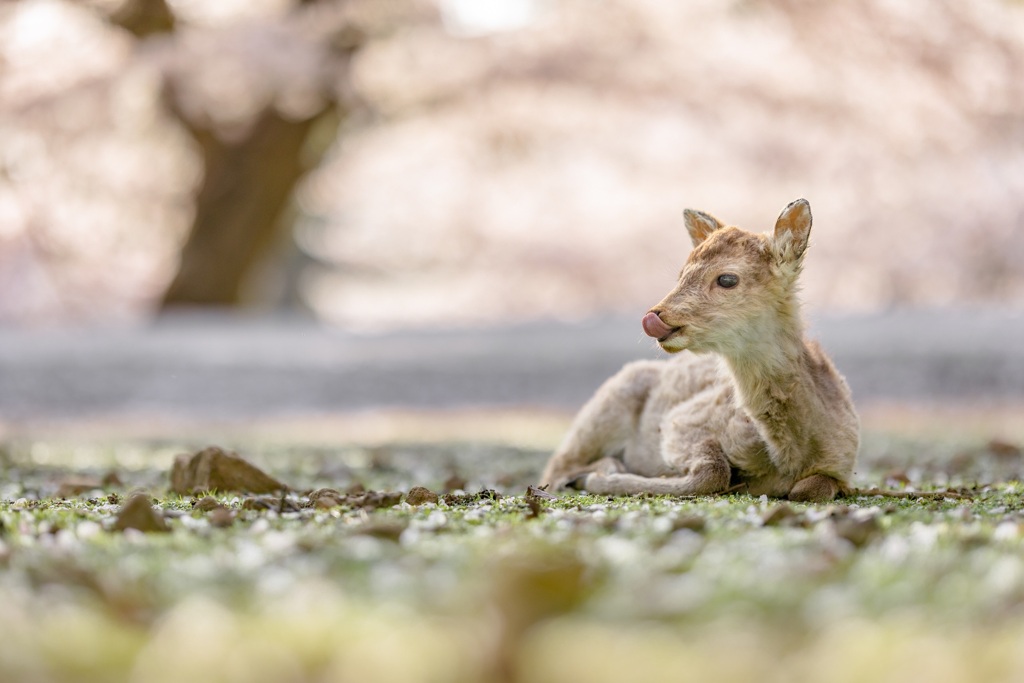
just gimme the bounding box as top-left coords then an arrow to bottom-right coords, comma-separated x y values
3,432 -> 1024,681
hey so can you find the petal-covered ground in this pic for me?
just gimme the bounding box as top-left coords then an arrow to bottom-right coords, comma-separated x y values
2,430 -> 1024,683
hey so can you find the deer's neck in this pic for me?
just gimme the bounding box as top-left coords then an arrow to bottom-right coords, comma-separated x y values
718,304 -> 816,470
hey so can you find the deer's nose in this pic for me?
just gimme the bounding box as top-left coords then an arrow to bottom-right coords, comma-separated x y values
642,311 -> 674,339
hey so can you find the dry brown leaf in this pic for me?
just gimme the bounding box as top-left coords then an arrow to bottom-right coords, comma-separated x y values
671,515 -> 707,533
761,504 -> 803,527
112,493 -> 169,533
443,474 -> 468,493
443,489 -> 501,506
208,507 -> 236,528
306,488 -> 402,510
405,486 -> 439,506
169,447 -> 288,495
832,516 -> 881,548
526,486 -> 557,500
56,478 -> 103,499
192,496 -> 222,512
352,521 -> 406,542
988,439 -> 1022,459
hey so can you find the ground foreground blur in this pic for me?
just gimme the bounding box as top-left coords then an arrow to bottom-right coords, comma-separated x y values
3,426 -> 1024,683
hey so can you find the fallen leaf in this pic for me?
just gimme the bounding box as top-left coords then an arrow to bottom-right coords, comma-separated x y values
526,486 -> 557,500
242,495 -> 302,513
353,491 -> 403,510
495,473 -> 519,488
443,489 -> 502,506
491,548 -> 591,628
443,474 -> 468,493
988,439 -> 1022,459
487,547 -> 592,681
169,447 -> 288,495
761,504 -> 804,527
353,521 -> 407,542
671,515 -> 706,532
309,488 -> 344,506
25,563 -> 155,625
524,486 -> 557,519
112,493 -> 169,533
313,495 -> 343,510
832,516 -> 881,548
406,486 -> 439,506
305,488 -> 402,510
101,471 -> 124,487
368,447 -> 392,471
192,496 -> 222,512
823,505 -> 853,518
208,507 -> 236,528
309,488 -> 341,498
56,478 -> 102,498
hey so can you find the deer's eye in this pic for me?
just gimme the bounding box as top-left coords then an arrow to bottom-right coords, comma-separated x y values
717,273 -> 739,289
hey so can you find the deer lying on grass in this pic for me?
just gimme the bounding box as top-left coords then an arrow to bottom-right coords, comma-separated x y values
540,199 -> 859,502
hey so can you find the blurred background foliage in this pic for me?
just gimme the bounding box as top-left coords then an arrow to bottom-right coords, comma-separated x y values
1,0 -> 1022,329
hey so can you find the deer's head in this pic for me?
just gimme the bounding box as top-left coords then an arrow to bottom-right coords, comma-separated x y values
642,199 -> 812,356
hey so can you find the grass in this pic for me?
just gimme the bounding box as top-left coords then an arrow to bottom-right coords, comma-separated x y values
2,428 -> 1024,683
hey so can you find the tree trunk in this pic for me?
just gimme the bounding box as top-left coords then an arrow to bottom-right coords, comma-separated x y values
161,106 -> 337,308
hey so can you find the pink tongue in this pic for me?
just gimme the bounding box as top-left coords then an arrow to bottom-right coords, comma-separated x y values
642,312 -> 673,339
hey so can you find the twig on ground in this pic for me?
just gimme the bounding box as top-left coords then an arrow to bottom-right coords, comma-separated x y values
850,487 -> 973,501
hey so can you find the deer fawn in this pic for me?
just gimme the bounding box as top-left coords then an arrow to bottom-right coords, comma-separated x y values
540,199 -> 859,502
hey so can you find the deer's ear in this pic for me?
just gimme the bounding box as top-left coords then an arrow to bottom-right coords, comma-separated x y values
772,199 -> 812,261
683,209 -> 724,248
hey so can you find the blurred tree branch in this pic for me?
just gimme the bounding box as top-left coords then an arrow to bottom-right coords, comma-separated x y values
107,0 -> 175,38
86,0 -> 370,308
155,2 -> 363,308
161,103 -> 343,306
11,0 -> 1019,324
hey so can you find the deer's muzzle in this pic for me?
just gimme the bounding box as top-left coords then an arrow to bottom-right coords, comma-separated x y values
642,312 -> 676,340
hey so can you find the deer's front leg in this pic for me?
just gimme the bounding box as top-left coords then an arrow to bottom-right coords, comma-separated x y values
583,438 -> 731,497
540,362 -> 660,489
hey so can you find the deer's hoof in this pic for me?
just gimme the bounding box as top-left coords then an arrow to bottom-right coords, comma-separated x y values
788,474 -> 840,503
